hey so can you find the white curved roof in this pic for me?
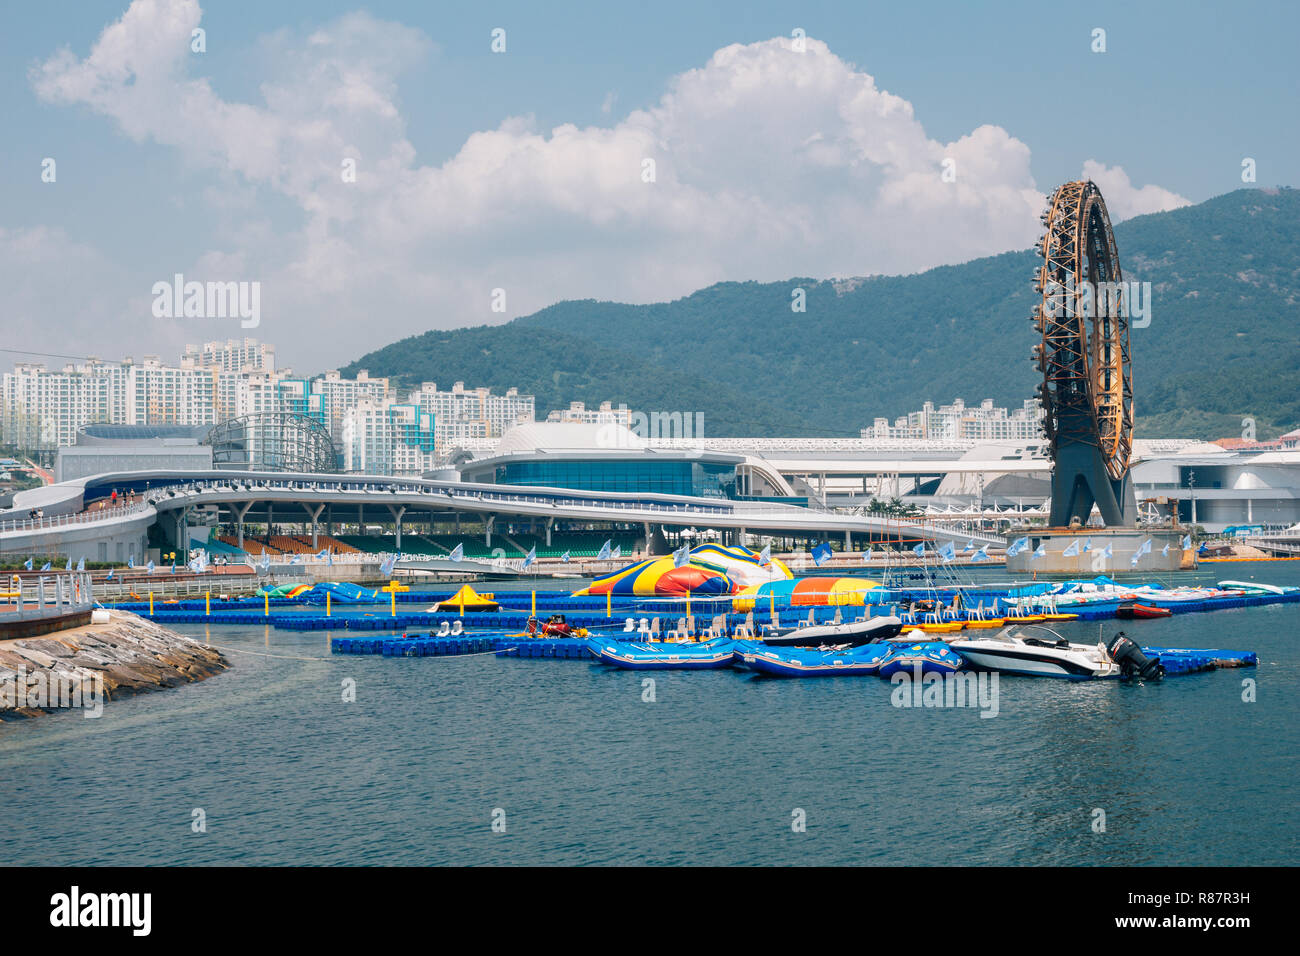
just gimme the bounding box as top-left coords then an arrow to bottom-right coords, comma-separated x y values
494,421 -> 645,456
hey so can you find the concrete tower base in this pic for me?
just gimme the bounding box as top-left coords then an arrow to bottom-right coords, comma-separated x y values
1005,528 -> 1194,574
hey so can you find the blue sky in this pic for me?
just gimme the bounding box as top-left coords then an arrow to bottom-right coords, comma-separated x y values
2,0 -> 1296,373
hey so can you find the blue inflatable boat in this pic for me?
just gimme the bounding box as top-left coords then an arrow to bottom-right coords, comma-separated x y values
731,640 -> 892,677
586,636 -> 736,670
876,640 -> 965,678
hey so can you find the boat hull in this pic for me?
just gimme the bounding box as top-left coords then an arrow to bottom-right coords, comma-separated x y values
761,615 -> 903,647
733,640 -> 890,677
587,637 -> 736,670
950,639 -> 1116,679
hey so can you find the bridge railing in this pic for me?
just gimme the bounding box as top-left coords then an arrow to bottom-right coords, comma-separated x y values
0,501 -> 150,537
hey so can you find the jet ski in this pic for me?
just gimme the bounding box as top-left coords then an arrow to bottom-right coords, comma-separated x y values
526,613 -> 584,638
759,615 -> 904,648
949,626 -> 1164,680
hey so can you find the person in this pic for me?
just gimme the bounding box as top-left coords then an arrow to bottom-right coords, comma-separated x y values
111,489 -> 117,504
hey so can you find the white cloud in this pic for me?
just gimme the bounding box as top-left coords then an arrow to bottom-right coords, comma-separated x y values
1080,159 -> 1191,221
23,0 -> 1188,371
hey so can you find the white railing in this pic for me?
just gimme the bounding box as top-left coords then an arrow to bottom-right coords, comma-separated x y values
0,571 -> 96,620
0,501 -> 150,536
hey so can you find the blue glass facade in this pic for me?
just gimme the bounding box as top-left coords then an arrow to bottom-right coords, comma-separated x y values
493,459 -> 738,498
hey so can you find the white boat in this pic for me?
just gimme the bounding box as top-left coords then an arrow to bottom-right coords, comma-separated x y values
760,615 -> 903,648
949,626 -> 1162,680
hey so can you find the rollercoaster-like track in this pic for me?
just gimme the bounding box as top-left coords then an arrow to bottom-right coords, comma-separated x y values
1031,180 -> 1135,526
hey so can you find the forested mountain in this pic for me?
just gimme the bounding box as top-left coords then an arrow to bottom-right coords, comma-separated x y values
342,187 -> 1300,439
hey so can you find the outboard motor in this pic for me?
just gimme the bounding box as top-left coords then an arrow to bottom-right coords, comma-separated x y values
1107,631 -> 1164,680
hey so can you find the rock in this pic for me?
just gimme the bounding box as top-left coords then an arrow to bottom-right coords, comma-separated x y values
1,611 -> 228,719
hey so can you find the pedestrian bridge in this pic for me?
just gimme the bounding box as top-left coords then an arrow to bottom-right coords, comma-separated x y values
1,469 -> 1005,561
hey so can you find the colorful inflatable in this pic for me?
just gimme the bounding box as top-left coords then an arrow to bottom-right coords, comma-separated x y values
574,544 -> 792,597
734,576 -> 885,609
257,583 -> 313,598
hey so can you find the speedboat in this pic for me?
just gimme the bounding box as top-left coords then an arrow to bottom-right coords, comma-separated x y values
759,615 -> 903,648
949,627 -> 1163,680
1116,601 -> 1173,619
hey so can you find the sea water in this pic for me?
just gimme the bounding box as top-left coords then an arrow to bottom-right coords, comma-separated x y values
2,561 -> 1296,865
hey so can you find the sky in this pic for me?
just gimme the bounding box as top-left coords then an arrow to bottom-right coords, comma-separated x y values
2,0 -> 1296,375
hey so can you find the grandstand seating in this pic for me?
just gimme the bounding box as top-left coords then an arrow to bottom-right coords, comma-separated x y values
509,532 -> 639,558
216,533 -> 281,556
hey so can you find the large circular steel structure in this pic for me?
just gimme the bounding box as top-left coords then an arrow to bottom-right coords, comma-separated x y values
1032,180 -> 1135,526
206,412 -> 338,473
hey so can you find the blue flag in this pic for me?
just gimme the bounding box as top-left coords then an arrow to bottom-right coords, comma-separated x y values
106,568 -> 114,580
758,545 -> 771,565
597,540 -> 612,561
448,543 -> 464,563
1062,539 -> 1081,558
41,561 -> 51,571
938,541 -> 956,562
561,551 -> 570,563
76,556 -> 85,572
912,542 -> 926,557
523,547 -> 536,569
65,557 -> 72,571
673,544 -> 690,568
1007,536 -> 1029,557
23,558 -> 33,570
1181,534 -> 1192,549
971,545 -> 990,563
612,545 -> 621,560
811,542 -> 832,567
146,560 -> 155,574
1031,544 -> 1046,559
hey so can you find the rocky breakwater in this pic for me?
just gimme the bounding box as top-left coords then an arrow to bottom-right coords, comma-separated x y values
0,611 -> 227,721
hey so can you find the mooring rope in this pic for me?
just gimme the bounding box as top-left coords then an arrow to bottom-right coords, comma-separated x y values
203,642 -> 520,662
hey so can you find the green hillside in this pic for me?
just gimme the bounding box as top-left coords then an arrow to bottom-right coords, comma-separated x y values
342,187 -> 1300,439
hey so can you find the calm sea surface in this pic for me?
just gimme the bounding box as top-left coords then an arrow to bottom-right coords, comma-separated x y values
3,561 -> 1297,865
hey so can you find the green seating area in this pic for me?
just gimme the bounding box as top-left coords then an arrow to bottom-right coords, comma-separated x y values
510,532 -> 639,558
330,532 -> 639,560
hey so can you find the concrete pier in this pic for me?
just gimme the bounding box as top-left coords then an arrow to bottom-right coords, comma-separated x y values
1005,528 -> 1193,574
